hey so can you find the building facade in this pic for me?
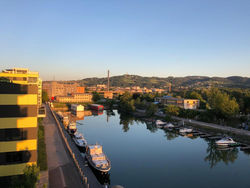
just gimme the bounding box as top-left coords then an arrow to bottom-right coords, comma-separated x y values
155,96 -> 200,109
42,81 -> 84,99
0,68 -> 42,106
56,93 -> 93,103
0,82 -> 38,179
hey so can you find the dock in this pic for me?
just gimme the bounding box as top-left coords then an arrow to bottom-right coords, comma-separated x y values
208,136 -> 223,140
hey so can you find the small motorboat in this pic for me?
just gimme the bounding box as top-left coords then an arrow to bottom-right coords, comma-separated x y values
73,132 -> 87,148
179,128 -> 193,133
155,120 -> 166,128
215,137 -> 236,146
164,123 -> 175,129
85,144 -> 111,173
68,122 -> 77,134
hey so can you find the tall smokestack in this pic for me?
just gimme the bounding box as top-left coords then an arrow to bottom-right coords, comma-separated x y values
107,70 -> 110,92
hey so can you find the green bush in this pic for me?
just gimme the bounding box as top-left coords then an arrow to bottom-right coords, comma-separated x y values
12,165 -> 40,188
37,118 -> 47,171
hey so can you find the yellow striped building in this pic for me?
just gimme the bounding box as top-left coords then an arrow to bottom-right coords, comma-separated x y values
0,75 -> 39,179
0,68 -> 42,106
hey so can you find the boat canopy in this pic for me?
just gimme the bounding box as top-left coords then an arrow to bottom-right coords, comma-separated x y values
91,153 -> 106,161
88,145 -> 103,155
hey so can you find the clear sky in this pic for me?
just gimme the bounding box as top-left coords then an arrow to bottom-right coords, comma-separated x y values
0,0 -> 250,80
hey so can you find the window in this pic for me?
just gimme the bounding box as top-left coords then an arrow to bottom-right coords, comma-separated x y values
0,151 -> 31,165
28,77 -> 37,83
0,128 -> 28,141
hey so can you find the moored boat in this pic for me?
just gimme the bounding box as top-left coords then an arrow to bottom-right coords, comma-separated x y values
89,104 -> 104,111
215,137 -> 236,146
73,132 -> 87,148
57,111 -> 63,120
68,122 -> 77,134
63,116 -> 69,128
164,123 -> 175,129
85,144 -> 111,173
155,120 -> 166,128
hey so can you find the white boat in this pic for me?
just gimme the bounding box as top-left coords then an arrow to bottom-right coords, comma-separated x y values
179,128 -> 193,133
73,132 -> 87,148
68,122 -> 77,134
215,137 -> 236,146
164,123 -> 175,129
57,111 -> 63,120
63,116 -> 69,127
86,144 -> 111,173
155,120 -> 166,128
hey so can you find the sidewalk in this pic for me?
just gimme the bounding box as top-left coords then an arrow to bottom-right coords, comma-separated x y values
155,112 -> 250,141
44,105 -> 84,188
49,106 -> 103,188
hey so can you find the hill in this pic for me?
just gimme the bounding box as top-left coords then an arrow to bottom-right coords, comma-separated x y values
78,75 -> 250,89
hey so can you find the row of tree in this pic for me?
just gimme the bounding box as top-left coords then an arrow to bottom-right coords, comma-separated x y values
174,88 -> 244,119
118,92 -> 161,115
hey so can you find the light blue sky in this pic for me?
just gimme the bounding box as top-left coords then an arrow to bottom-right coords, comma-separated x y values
0,0 -> 249,80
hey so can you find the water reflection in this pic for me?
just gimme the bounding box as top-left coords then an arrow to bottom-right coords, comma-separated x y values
118,113 -> 137,132
78,110 -> 250,188
204,141 -> 239,168
91,170 -> 110,186
145,122 -> 158,133
163,129 -> 179,140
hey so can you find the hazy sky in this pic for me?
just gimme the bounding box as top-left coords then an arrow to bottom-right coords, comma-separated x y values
0,0 -> 250,80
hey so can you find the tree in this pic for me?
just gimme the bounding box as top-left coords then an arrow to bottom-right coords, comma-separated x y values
12,164 -> 40,188
188,91 -> 206,109
165,105 -> 180,116
119,92 -> 135,114
92,91 -> 101,102
207,88 -> 239,118
42,90 -> 49,103
146,103 -> 158,116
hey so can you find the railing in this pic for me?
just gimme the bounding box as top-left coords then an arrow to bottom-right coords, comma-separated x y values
48,105 -> 89,188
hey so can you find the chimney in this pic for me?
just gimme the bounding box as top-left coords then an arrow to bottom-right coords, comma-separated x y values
107,70 -> 110,92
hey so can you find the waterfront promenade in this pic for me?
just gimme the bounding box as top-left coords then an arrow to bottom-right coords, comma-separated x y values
44,105 -> 84,187
45,104 -> 103,188
155,112 -> 250,141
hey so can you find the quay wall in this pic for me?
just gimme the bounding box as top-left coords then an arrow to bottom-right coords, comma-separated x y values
48,105 -> 90,188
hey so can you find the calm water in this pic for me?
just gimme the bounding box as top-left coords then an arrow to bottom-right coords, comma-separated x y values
77,110 -> 250,188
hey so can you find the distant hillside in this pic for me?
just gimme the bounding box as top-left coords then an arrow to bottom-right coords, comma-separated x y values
78,75 -> 250,89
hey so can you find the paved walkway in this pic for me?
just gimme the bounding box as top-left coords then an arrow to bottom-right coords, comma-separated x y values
49,107 -> 103,188
44,105 -> 84,188
155,112 -> 250,138
173,116 -> 250,136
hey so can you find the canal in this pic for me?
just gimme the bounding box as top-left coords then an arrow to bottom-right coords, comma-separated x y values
76,110 -> 250,188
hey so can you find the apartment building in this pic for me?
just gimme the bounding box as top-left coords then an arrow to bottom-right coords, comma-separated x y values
0,82 -> 38,179
0,68 -> 42,106
155,96 -> 200,109
42,81 -> 84,99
